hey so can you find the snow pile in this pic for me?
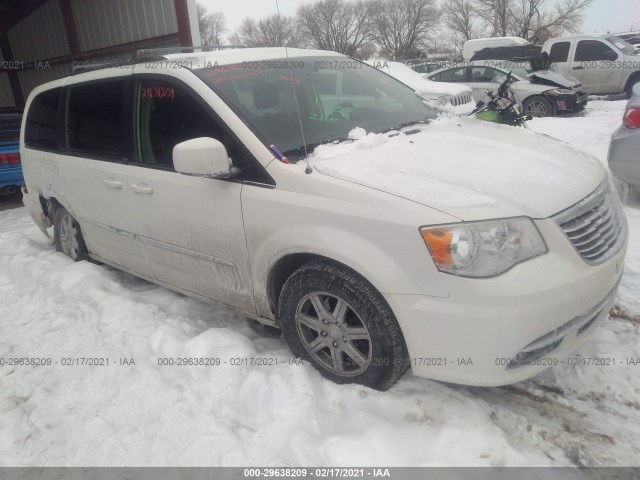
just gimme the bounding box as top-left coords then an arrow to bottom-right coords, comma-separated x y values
0,99 -> 639,467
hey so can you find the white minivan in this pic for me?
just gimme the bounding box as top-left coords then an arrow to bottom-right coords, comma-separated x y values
21,48 -> 627,390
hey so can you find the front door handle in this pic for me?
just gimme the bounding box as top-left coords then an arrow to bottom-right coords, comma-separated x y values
572,66 -> 584,70
103,179 -> 123,189
130,183 -> 154,195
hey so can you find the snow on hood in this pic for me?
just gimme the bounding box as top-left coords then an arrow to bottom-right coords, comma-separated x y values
368,60 -> 472,97
310,118 -> 605,220
528,70 -> 581,89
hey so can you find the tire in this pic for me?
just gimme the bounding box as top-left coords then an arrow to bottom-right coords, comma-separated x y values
522,95 -> 554,117
53,206 -> 89,262
278,260 -> 409,391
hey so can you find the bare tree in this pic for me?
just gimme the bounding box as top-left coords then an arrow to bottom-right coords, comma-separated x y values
519,0 -> 593,41
473,0 -> 592,41
229,14 -> 305,48
197,4 -> 226,47
297,0 -> 377,57
372,0 -> 441,60
444,0 -> 483,42
474,0 -> 512,37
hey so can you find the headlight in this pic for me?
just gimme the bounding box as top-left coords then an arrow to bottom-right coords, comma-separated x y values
419,92 -> 451,106
546,88 -> 574,96
420,218 -> 547,278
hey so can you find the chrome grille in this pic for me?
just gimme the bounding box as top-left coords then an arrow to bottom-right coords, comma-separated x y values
553,179 -> 627,265
450,93 -> 471,107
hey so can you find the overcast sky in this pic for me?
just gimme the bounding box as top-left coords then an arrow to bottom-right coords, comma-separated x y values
196,0 -> 639,38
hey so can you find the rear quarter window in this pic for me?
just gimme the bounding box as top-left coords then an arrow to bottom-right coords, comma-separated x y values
25,88 -> 62,151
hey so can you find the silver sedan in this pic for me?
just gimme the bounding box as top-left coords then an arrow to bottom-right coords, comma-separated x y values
609,83 -> 640,200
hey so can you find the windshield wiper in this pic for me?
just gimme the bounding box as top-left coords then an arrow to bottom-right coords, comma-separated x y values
283,137 -> 352,160
380,120 -> 425,134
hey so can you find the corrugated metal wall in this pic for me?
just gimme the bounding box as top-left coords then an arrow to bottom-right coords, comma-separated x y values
8,0 -> 70,62
3,0 -> 183,107
72,0 -> 178,53
17,64 -> 70,99
0,47 -> 11,107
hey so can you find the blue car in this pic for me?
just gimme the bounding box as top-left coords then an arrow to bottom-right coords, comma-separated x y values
0,113 -> 23,194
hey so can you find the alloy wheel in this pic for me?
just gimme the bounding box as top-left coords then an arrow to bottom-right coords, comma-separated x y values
295,292 -> 372,376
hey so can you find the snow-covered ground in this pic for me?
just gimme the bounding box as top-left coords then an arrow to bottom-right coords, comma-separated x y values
1,100 -> 639,467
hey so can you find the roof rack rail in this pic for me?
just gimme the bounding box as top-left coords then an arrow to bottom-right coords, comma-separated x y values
132,45 -> 247,63
71,62 -> 132,75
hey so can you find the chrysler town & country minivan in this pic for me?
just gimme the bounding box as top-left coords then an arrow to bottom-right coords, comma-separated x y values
21,48 -> 627,390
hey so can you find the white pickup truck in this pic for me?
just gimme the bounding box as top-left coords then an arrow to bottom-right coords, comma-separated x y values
542,34 -> 640,96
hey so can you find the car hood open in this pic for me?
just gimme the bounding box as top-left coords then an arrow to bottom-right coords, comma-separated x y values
311,118 -> 604,221
528,70 -> 582,89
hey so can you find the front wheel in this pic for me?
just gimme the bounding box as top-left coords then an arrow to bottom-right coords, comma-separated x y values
278,260 -> 409,390
54,206 -> 89,262
522,96 -> 554,117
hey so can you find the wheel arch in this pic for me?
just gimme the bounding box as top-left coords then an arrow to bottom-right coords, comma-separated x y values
624,71 -> 640,96
267,253 -> 376,319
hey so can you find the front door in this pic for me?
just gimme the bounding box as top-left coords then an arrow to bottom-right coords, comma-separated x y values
570,40 -> 623,94
126,76 -> 255,312
466,66 -> 506,103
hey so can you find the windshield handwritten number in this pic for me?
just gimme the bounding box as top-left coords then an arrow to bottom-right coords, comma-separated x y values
141,86 -> 175,101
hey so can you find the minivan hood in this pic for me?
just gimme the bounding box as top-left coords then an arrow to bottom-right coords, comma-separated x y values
311,118 -> 605,221
528,70 -> 581,89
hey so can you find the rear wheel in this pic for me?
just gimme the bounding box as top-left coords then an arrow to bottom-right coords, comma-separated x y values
54,206 -> 88,262
523,96 -> 554,117
278,260 -> 409,390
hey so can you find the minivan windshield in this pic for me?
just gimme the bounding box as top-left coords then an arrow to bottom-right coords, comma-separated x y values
195,56 -> 437,158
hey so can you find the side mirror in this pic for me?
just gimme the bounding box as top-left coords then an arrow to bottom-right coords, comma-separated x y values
172,137 -> 239,178
603,50 -> 618,61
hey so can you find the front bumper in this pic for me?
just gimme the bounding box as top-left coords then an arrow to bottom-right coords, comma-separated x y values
385,218 -> 627,386
552,92 -> 588,115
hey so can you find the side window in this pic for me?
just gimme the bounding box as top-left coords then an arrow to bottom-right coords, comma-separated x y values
67,80 -> 125,160
471,49 -> 490,61
135,79 -> 225,168
438,67 -> 467,82
25,88 -> 61,151
549,42 -> 570,62
574,40 -> 618,62
470,67 -> 499,82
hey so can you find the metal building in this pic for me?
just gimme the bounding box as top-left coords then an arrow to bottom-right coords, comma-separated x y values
0,0 -> 200,112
